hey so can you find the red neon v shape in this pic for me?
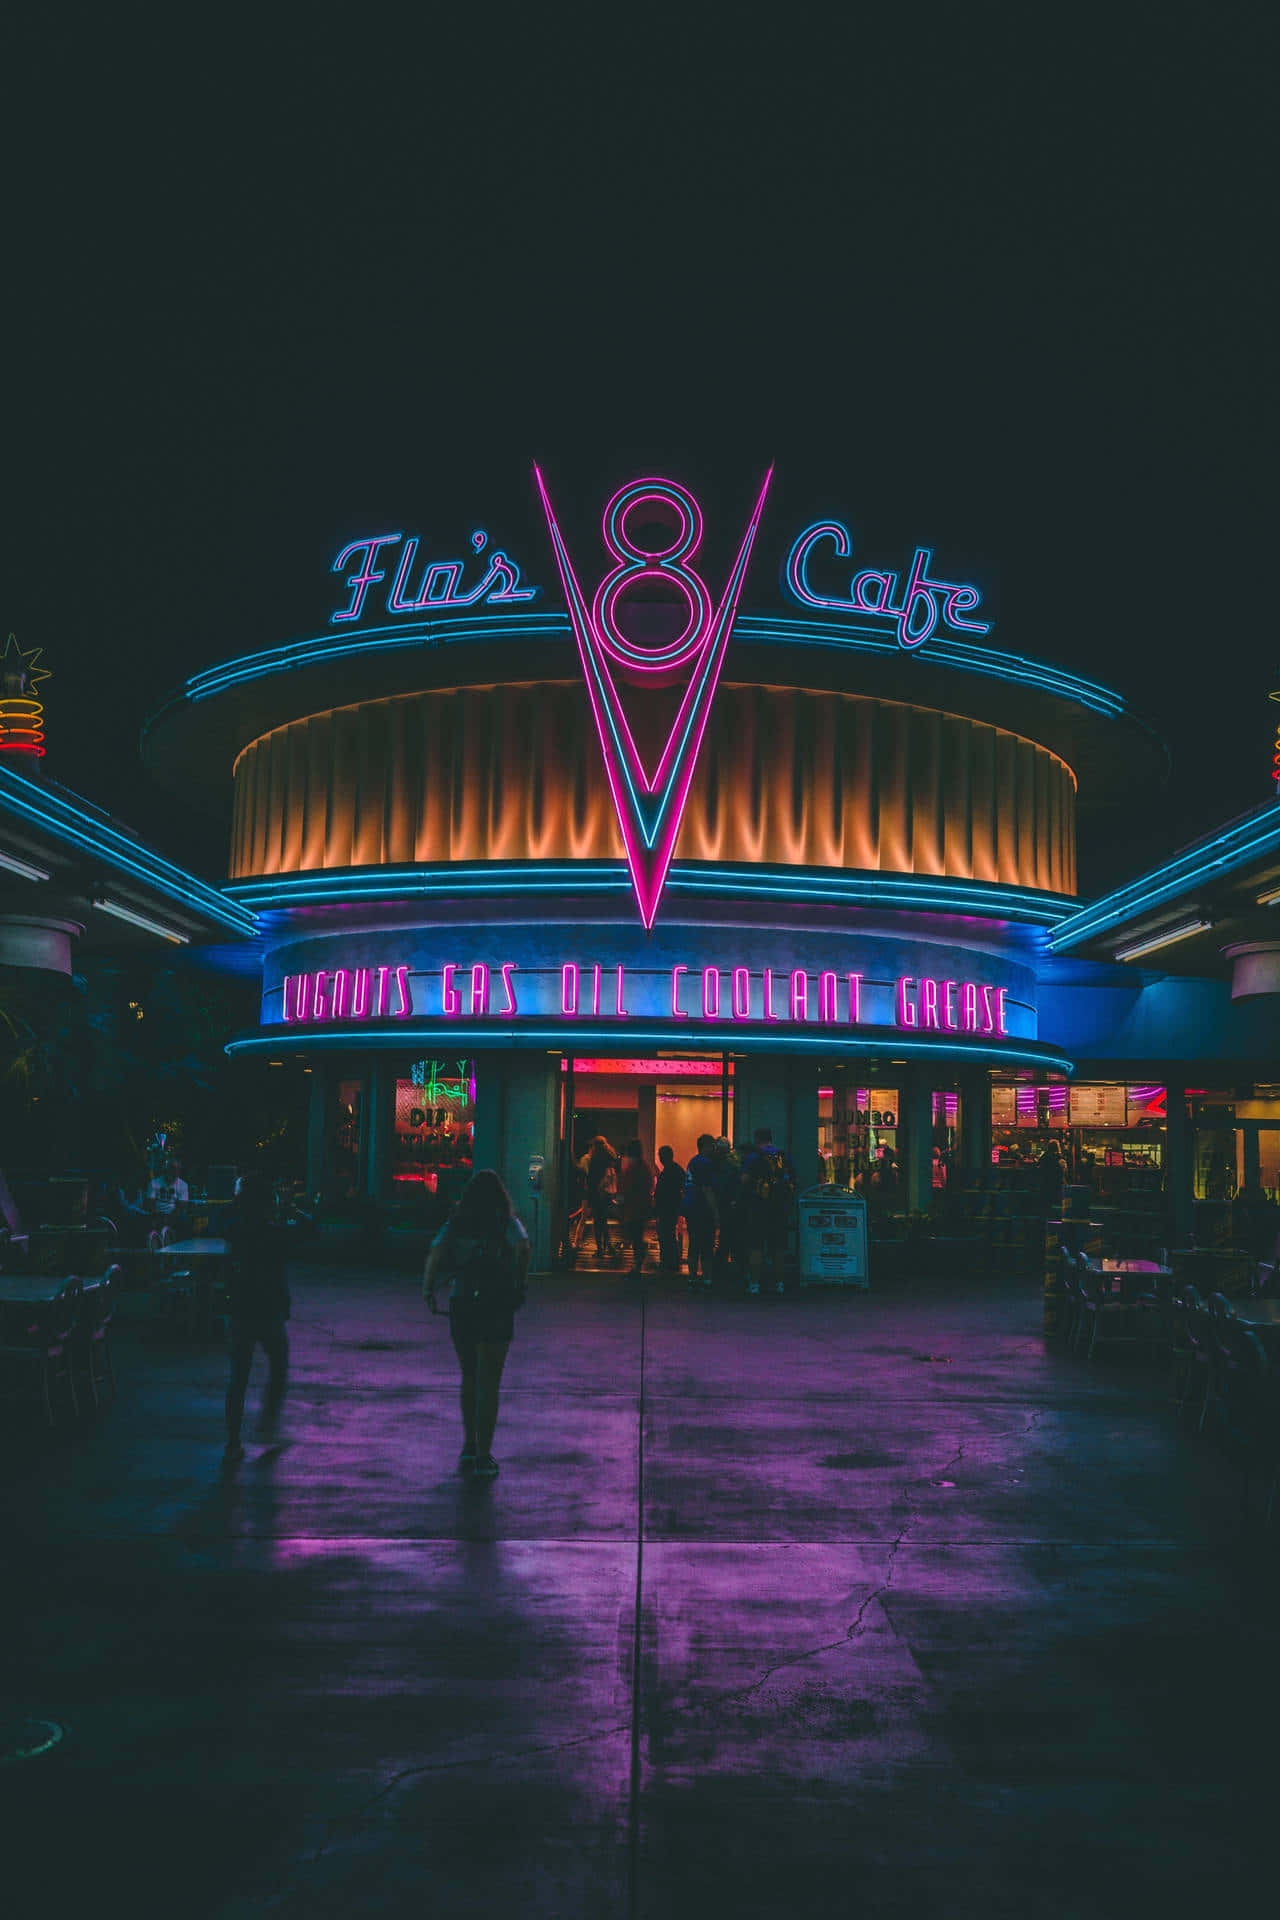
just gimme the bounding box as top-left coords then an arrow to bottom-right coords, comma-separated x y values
534,468 -> 773,928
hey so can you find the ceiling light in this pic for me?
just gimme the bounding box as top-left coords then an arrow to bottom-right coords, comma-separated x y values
1114,919 -> 1212,963
93,898 -> 190,944
0,849 -> 50,881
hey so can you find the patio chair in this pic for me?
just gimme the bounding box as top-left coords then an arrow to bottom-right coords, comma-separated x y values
75,1264 -> 121,1409
1063,1252 -> 1095,1355
1079,1260 -> 1144,1363
1168,1282 -> 1198,1407
0,1276 -> 82,1425
1215,1325 -> 1280,1524
1057,1245 -> 1082,1347
1178,1286 -> 1216,1427
1201,1292 -> 1240,1435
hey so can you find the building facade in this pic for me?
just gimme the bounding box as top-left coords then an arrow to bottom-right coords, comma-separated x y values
138,471 -> 1280,1264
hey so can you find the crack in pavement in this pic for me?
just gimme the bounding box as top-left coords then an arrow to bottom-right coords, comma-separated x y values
719,1415 -> 1052,1701
298,1717 -> 633,1878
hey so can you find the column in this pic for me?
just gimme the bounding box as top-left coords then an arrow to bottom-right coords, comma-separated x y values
305,1067 -> 327,1199
960,1067 -> 992,1179
733,1056 -> 819,1189
363,1058 -> 395,1203
904,1067 -> 935,1216
472,1051 -> 560,1271
1164,1081 -> 1193,1245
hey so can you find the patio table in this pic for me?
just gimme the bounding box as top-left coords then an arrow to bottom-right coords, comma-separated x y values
1085,1259 -> 1171,1298
157,1239 -> 229,1337
0,1276 -> 76,1306
1232,1300 -> 1280,1346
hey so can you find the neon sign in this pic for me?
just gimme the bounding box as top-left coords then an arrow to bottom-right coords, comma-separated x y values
0,633 -> 50,758
783,522 -> 990,648
274,959 -> 1008,1036
535,469 -> 773,928
329,530 -> 540,624
282,963 -> 414,1021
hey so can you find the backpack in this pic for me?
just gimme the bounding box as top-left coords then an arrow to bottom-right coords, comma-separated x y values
682,1162 -> 718,1224
446,1225 -> 526,1313
750,1148 -> 795,1213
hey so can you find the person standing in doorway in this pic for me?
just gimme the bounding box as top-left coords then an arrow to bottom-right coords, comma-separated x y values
654,1145 -> 685,1274
223,1169 -> 290,1466
619,1139 -> 655,1278
869,1145 -> 901,1216
711,1136 -> 743,1285
683,1133 -> 719,1292
580,1135 -> 619,1260
424,1168 -> 530,1480
741,1126 -> 797,1296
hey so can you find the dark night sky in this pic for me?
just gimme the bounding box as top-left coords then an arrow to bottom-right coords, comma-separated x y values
4,14 -> 1270,897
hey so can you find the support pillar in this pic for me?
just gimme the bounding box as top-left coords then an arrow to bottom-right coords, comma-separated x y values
904,1067 -> 935,1217
305,1068 -> 326,1201
960,1068 -> 992,1179
732,1055 -> 819,1189
472,1051 -> 560,1271
363,1058 -> 395,1204
1165,1081 -> 1193,1246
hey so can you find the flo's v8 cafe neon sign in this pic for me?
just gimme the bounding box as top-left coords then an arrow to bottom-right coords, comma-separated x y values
278,960 -> 1010,1037
326,471 -> 993,926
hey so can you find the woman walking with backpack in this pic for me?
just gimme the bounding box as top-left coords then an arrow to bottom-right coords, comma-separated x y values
424,1168 -> 530,1480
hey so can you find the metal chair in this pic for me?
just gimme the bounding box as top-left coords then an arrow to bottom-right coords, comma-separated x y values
75,1265 -> 121,1408
1201,1292 -> 1240,1435
1057,1245 -> 1082,1346
0,1276 -> 83,1425
1178,1286 -> 1218,1426
1079,1259 -> 1144,1363
1168,1282 -> 1198,1406
1214,1325 -> 1280,1524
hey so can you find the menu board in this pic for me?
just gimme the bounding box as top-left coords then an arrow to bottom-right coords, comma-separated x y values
991,1086 -> 1018,1125
797,1185 -> 868,1288
1071,1084 -> 1126,1127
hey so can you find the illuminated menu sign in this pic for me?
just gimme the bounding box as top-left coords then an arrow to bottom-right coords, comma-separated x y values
1072,1085 -> 1126,1127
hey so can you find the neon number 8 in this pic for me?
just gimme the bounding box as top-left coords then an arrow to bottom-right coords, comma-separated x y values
591,478 -> 713,672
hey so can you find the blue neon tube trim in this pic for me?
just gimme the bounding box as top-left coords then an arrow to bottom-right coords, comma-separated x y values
168,610 -> 1125,724
228,1023 -> 1073,1074
0,764 -> 257,934
734,615 -> 1126,715
1050,802 -> 1280,950
224,861 -> 1075,923
179,615 -> 572,702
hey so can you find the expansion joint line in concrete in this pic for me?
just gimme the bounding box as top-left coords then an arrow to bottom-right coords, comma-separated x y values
626,1283 -> 648,1920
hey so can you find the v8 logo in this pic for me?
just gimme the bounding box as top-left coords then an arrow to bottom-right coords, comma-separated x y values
534,468 -> 773,927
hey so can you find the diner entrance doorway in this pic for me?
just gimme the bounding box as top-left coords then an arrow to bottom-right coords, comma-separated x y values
558,1054 -> 733,1271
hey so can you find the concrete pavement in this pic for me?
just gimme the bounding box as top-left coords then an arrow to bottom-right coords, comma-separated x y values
2,1265 -> 1276,1916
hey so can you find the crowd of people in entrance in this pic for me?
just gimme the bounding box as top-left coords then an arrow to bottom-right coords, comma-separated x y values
575,1127 -> 799,1295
